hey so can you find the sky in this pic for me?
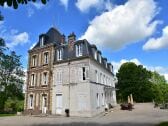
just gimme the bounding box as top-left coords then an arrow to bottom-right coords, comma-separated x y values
0,0 -> 168,80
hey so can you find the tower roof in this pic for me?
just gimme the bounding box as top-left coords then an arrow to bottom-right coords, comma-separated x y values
32,27 -> 63,49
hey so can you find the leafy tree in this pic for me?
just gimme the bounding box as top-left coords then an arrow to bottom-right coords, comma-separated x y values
117,62 -> 168,103
0,11 -> 24,112
0,11 -> 24,113
0,0 -> 47,9
117,62 -> 154,102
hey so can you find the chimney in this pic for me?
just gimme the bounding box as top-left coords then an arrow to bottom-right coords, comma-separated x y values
68,32 -> 76,51
61,34 -> 66,44
68,32 -> 76,43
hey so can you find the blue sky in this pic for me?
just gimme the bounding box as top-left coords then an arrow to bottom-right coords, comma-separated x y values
0,0 -> 168,80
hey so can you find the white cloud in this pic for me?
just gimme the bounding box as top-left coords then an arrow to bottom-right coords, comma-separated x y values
6,32 -> 29,48
75,0 -> 104,12
143,26 -> 168,50
59,0 -> 69,10
112,58 -> 168,81
80,0 -> 160,50
112,58 -> 141,74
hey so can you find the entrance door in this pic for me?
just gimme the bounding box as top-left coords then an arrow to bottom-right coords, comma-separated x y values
56,94 -> 62,114
42,96 -> 47,114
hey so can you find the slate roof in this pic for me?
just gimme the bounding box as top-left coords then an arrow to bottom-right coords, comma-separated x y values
31,27 -> 113,74
33,27 -> 63,49
54,39 -> 114,74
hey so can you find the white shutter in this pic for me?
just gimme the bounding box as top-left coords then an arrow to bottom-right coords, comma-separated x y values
78,67 -> 83,82
56,71 -> 59,85
85,66 -> 89,80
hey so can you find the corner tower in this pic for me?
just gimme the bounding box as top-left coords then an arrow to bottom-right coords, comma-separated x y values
24,27 -> 64,114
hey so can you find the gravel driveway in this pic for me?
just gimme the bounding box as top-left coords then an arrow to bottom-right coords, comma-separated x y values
0,103 -> 168,126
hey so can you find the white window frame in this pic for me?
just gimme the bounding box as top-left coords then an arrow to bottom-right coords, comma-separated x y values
97,93 -> 100,107
29,94 -> 34,109
57,70 -> 62,85
42,72 -> 48,85
40,36 -> 44,47
57,48 -> 63,61
100,73 -> 103,84
99,54 -> 102,63
30,73 -> 35,86
102,93 -> 104,106
76,44 -> 82,57
44,52 -> 49,64
95,70 -> 98,83
32,55 -> 37,67
94,51 -> 97,60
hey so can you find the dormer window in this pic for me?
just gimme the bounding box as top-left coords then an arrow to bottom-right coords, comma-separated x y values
99,54 -> 102,63
105,62 -> 107,68
94,51 -> 97,60
57,48 -> 63,61
76,44 -> 82,57
40,36 -> 44,47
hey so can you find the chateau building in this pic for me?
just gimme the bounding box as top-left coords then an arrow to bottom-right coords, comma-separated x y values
24,27 -> 117,117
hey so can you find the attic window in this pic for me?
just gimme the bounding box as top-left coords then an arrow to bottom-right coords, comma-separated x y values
94,51 -> 97,60
40,36 -> 44,47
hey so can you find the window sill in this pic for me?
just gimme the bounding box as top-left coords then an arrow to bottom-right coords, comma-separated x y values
29,86 -> 35,88
41,84 -> 48,87
31,66 -> 36,68
43,63 -> 48,66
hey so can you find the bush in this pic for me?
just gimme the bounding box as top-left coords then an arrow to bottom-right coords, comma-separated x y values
4,98 -> 24,113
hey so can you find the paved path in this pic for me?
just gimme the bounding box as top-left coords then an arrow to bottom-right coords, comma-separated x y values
0,103 -> 168,126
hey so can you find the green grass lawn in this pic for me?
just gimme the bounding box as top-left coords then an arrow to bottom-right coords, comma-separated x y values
0,114 -> 16,117
157,122 -> 168,126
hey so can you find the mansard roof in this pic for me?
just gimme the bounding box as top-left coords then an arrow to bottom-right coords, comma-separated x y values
32,27 -> 62,49
54,39 -> 114,74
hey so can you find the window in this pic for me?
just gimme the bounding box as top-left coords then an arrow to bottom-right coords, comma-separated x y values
57,48 -> 63,61
102,93 -> 104,106
82,67 -> 86,80
100,73 -> 102,84
103,75 -> 105,85
95,70 -> 98,83
29,94 -> 34,109
44,52 -> 49,64
76,44 -> 82,57
57,70 -> 62,84
99,54 -> 101,63
32,55 -> 37,67
94,51 -> 97,60
30,74 -> 35,86
105,62 -> 107,68
40,36 -> 44,47
43,72 -> 48,85
97,93 -> 100,107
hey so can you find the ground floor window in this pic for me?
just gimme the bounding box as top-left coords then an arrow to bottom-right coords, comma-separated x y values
97,93 -> 100,107
29,94 -> 34,109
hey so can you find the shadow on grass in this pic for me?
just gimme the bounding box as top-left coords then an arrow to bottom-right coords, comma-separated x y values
33,122 -> 154,126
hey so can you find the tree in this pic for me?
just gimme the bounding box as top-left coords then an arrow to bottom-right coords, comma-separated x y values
0,0 -> 47,9
117,62 -> 154,102
0,50 -> 24,110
